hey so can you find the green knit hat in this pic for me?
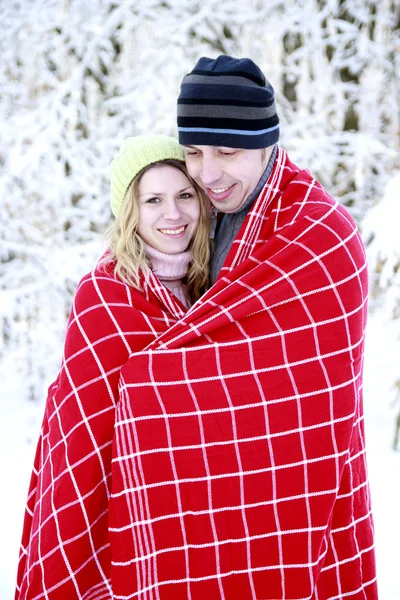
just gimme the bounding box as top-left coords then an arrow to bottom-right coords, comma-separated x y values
110,135 -> 185,217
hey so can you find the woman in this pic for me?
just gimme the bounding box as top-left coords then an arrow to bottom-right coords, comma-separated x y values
15,135 -> 210,599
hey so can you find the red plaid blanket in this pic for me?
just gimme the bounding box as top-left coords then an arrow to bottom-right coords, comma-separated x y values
16,148 -> 377,599
16,264 -> 185,599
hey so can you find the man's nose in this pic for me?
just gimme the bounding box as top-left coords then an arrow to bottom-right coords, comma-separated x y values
199,156 -> 222,187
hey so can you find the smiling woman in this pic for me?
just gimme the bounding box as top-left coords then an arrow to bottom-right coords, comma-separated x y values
15,135 -> 211,600
105,137 -> 210,307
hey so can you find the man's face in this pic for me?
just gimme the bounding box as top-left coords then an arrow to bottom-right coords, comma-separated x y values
183,145 -> 270,213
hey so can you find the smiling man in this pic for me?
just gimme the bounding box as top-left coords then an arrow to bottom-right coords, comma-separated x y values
171,55 -> 379,599
178,55 -> 279,283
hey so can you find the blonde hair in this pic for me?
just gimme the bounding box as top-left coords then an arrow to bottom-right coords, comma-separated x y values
103,160 -> 210,305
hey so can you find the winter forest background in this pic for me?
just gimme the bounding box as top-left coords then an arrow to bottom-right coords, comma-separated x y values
1,0 -> 399,598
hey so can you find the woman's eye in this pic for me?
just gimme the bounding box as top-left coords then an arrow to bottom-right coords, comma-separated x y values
179,192 -> 193,200
146,197 -> 161,204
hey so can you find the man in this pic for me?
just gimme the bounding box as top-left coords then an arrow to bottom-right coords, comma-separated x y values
172,55 -> 378,598
177,55 -> 279,285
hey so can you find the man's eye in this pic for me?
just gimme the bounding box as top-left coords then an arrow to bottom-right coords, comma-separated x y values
185,151 -> 199,157
220,151 -> 236,156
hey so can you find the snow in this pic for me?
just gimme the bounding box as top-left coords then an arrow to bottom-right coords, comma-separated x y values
363,172 -> 400,288
363,318 -> 400,600
1,387 -> 39,600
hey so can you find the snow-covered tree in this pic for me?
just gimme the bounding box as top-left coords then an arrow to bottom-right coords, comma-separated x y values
0,0 -> 399,431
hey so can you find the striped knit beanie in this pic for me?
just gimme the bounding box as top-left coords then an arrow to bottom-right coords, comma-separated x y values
177,55 -> 279,150
110,135 -> 185,218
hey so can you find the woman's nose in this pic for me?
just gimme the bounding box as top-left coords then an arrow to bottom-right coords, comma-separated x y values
163,199 -> 181,220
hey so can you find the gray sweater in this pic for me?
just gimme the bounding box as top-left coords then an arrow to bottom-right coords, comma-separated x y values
210,144 -> 278,284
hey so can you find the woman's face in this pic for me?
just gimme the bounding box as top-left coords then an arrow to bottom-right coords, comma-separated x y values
137,165 -> 201,254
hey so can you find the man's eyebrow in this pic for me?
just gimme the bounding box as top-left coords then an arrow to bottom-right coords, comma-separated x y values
184,145 -> 200,150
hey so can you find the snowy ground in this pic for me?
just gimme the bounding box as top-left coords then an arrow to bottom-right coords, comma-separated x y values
362,315 -> 400,600
1,312 -> 399,599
